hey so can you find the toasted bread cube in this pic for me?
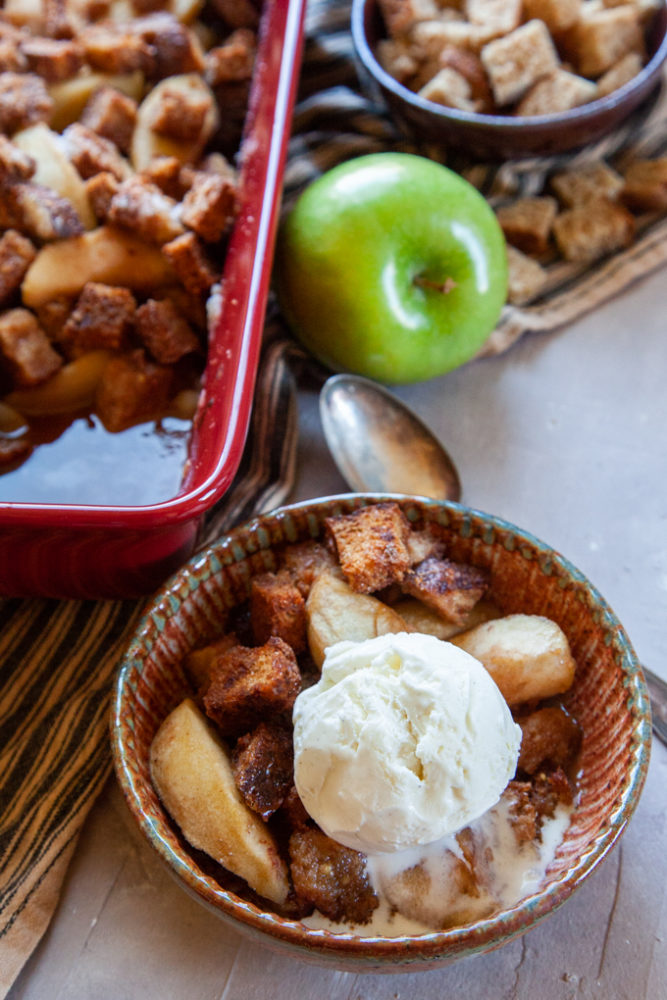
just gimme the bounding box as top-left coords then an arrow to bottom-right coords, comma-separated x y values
21,37 -> 84,82
80,85 -> 138,153
516,705 -> 582,775
289,828 -> 379,925
378,0 -> 444,38
376,37 -> 420,85
150,698 -> 289,904
552,197 -> 635,262
0,73 -> 53,134
250,570 -> 307,653
405,527 -> 446,565
63,121 -> 131,180
84,170 -> 120,222
180,171 -> 238,243
79,21 -> 153,75
0,308 -> 62,386
496,196 -> 558,255
481,20 -> 560,107
550,161 -> 624,207
281,541 -> 338,598
95,348 -> 174,431
0,182 -> 84,242
523,0 -> 582,33
134,11 -> 205,79
451,613 -> 576,705
621,157 -> 667,211
232,720 -> 294,820
60,281 -> 135,357
0,230 -> 37,307
204,27 -> 255,86
325,502 -> 412,593
108,176 -> 185,245
140,155 -> 189,199
434,45 -> 493,110
162,231 -> 218,294
569,6 -> 644,77
0,39 -> 28,73
506,245 -> 548,305
0,135 -> 36,183
516,69 -> 597,116
596,51 -> 643,96
402,556 -> 488,625
412,19 -> 494,57
203,637 -> 301,739
418,66 -> 478,110
464,0 -> 522,35
134,297 -> 199,363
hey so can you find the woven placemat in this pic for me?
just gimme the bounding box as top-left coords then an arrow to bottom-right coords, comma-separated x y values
2,1 -> 667,994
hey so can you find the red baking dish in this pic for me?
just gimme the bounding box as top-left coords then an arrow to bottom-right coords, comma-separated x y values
0,0 -> 306,600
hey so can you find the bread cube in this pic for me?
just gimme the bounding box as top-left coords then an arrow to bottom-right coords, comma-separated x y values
419,66 -> 477,110
325,502 -> 412,593
569,6 -> 644,77
412,18 -> 494,57
506,245 -> 548,305
552,197 -> 635,263
481,20 -> 560,107
401,556 -> 488,625
496,196 -> 558,255
550,161 -> 624,207
621,157 -> 667,210
516,69 -> 597,116
250,569 -> 307,653
522,0 -> 582,33
596,51 -> 643,96
0,307 -> 62,386
464,0 -> 522,35
378,0 -> 445,38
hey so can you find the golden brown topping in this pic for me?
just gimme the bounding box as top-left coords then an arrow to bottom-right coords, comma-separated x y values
162,231 -> 218,294
84,171 -> 120,222
59,281 -> 136,357
80,86 -> 138,154
108,176 -> 185,245
134,297 -> 199,364
232,720 -> 294,820
0,307 -> 62,386
0,231 -> 38,307
250,570 -> 308,654
63,121 -> 131,180
0,182 -> 84,242
289,828 -> 379,925
180,171 -> 237,242
402,556 -> 488,625
204,28 -> 256,86
517,706 -> 582,775
325,502 -> 413,593
0,73 -> 53,134
21,36 -> 84,82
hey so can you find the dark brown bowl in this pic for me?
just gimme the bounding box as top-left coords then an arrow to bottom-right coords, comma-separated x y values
111,495 -> 651,972
352,0 -> 667,159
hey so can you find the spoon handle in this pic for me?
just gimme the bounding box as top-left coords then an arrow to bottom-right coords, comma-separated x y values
644,666 -> 667,747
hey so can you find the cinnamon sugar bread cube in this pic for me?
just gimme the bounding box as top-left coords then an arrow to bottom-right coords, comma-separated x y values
140,156 -> 189,199
95,348 -> 175,431
250,570 -> 307,653
0,230 -> 37,306
621,157 -> 667,211
203,637 -> 301,739
80,85 -> 138,154
84,171 -> 119,222
0,39 -> 28,73
108,176 -> 185,245
550,161 -> 624,207
134,298 -> 200,364
288,828 -> 379,925
204,28 -> 256,86
481,20 -> 560,107
567,5 -> 644,77
552,197 -> 635,262
325,502 -> 412,593
0,308 -> 62,386
516,69 -> 597,116
506,245 -> 548,306
0,73 -> 53,134
516,705 -> 582,775
162,232 -> 219,294
21,37 -> 83,82
280,541 -> 338,598
595,51 -> 643,96
0,136 -> 36,183
376,37 -> 421,84
60,281 -> 135,356
464,0 -> 522,36
402,556 -> 488,624
180,171 -> 238,243
412,19 -> 495,56
522,0 -> 582,33
79,21 -> 154,75
378,0 -> 445,38
496,196 -> 558,255
418,66 -> 477,110
0,182 -> 84,241
232,720 -> 294,820
63,122 -> 131,180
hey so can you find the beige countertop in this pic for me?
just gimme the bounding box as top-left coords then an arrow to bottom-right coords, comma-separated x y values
8,267 -> 667,1000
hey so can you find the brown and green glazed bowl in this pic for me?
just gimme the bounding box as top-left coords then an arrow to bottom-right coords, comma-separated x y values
111,494 -> 651,972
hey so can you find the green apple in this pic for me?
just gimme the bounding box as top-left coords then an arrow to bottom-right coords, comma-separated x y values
275,152 -> 508,384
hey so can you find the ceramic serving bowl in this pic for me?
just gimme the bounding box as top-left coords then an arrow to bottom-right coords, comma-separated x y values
111,494 -> 651,972
351,0 -> 667,159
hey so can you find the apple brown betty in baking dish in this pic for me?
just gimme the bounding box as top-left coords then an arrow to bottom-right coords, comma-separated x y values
0,0 -> 260,503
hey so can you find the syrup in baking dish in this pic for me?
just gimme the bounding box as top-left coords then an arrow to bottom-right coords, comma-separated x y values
0,413 -> 191,506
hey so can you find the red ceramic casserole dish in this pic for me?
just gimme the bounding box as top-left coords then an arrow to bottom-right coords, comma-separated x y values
0,0 -> 306,600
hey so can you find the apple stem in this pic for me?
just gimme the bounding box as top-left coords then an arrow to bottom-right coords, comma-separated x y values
413,275 -> 458,295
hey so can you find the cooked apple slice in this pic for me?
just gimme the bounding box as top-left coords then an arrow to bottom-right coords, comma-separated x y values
13,124 -> 96,230
131,73 -> 218,171
21,226 -> 173,307
306,571 -> 408,669
150,698 -> 290,905
49,71 -> 145,131
450,614 -> 576,706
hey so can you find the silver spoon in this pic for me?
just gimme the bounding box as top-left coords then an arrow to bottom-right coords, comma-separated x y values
319,372 -> 667,746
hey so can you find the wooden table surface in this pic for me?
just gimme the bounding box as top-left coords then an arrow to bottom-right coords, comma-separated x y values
8,268 -> 667,1000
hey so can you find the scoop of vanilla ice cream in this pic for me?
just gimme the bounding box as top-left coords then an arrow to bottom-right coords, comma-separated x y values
292,631 -> 522,854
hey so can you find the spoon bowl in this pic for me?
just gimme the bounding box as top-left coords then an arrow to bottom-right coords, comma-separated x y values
319,374 -> 461,502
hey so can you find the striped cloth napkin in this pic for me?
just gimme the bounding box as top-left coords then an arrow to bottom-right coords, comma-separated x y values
2,1 -> 667,993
